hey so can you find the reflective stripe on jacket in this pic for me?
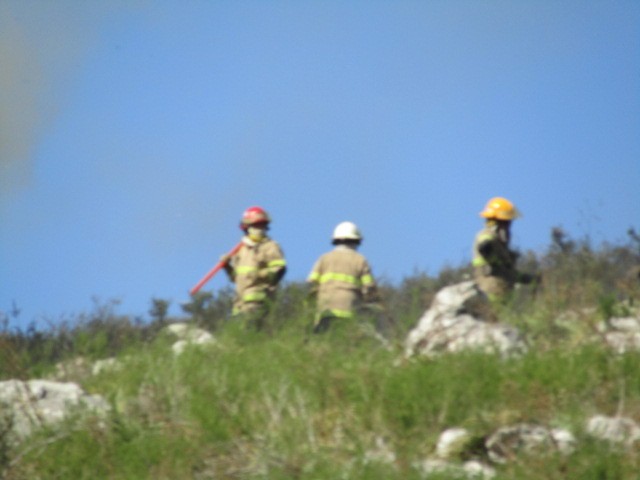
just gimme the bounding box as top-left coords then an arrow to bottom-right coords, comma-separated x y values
307,245 -> 378,318
472,226 -> 519,298
229,237 -> 286,312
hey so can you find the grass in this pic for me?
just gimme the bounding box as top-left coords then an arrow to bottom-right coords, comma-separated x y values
1,230 -> 640,478
2,324 -> 638,479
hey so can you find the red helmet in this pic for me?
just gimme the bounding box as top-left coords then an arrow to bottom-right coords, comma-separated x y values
240,206 -> 271,229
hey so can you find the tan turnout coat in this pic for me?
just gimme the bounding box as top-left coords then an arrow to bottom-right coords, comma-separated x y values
472,224 -> 520,300
307,245 -> 379,319
226,236 -> 286,314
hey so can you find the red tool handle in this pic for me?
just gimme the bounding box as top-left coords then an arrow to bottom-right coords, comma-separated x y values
189,242 -> 244,295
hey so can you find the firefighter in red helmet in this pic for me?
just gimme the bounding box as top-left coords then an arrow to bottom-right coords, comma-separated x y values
221,206 -> 287,330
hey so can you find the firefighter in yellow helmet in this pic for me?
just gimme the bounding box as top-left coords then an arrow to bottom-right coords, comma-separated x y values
472,197 -> 538,303
307,221 -> 382,333
221,206 -> 286,330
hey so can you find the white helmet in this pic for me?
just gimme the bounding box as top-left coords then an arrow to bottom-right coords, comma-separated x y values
332,221 -> 362,241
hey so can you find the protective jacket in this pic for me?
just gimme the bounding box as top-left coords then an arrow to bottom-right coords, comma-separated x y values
472,223 -> 526,300
225,236 -> 286,314
307,245 -> 380,320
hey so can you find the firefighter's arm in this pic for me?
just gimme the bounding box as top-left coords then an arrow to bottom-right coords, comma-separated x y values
479,238 -> 514,268
363,286 -> 382,307
220,255 -> 236,282
361,264 -> 382,305
306,281 -> 318,300
257,244 -> 287,285
477,238 -> 501,263
306,261 -> 322,299
258,262 -> 286,284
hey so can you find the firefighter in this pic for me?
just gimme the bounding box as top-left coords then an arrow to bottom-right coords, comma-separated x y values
307,221 -> 382,333
221,206 -> 286,330
472,197 -> 538,304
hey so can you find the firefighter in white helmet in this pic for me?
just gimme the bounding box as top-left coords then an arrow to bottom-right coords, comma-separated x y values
472,197 -> 538,304
307,221 -> 381,333
222,206 -> 287,330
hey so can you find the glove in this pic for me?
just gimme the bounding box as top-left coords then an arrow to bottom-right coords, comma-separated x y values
220,255 -> 234,279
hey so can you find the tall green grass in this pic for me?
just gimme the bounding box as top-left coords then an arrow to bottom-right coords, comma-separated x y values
2,229 -> 639,478
3,325 -> 639,479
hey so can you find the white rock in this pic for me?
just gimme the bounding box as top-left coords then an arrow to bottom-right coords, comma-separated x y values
485,423 -> 574,464
92,357 -> 122,375
550,428 -> 577,455
436,427 -> 472,459
405,282 -> 527,358
50,356 -> 91,381
164,323 -> 217,355
166,323 -> 190,336
586,415 -> 640,446
598,317 -> 640,333
602,332 -> 640,354
463,460 -> 496,478
0,380 -> 110,442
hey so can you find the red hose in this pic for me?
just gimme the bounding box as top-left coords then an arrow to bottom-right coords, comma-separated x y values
189,241 -> 244,295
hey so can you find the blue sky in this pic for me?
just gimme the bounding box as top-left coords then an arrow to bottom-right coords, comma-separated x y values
1,1 -> 639,329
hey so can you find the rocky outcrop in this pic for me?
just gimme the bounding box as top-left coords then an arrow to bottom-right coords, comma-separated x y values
0,380 -> 110,443
164,323 -> 217,355
414,423 -> 576,477
586,415 -> 640,447
51,356 -> 124,382
405,281 -> 527,358
435,427 -> 474,459
484,423 -> 576,464
596,317 -> 640,354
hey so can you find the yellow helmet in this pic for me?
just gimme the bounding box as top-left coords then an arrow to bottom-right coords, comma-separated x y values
480,197 -> 520,220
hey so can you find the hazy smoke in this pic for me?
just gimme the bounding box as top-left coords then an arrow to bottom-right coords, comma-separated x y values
0,1 -> 144,208
0,3 -> 46,198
